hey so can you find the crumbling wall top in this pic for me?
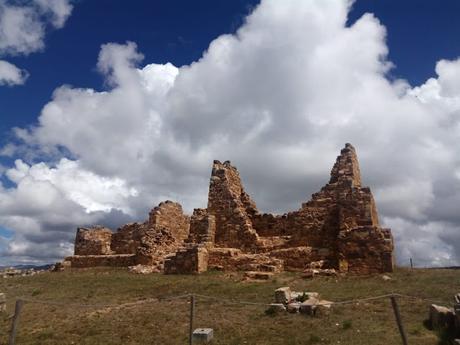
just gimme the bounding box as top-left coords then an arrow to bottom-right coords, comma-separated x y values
329,143 -> 362,187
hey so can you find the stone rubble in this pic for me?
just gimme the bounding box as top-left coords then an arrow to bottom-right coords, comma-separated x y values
1,267 -> 48,278
268,286 -> 332,317
427,292 -> 460,342
61,144 -> 394,276
0,293 -> 5,313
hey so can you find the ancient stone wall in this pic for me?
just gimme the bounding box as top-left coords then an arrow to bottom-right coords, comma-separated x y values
185,209 -> 216,247
74,227 -> 113,255
65,254 -> 136,268
148,200 -> 190,242
110,223 -> 143,254
207,161 -> 259,250
338,226 -> 394,274
66,143 -> 394,276
164,246 -> 208,274
68,201 -> 191,270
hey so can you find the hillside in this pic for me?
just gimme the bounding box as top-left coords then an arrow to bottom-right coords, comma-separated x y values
0,268 -> 458,344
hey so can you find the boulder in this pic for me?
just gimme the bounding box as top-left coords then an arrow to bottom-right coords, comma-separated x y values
275,287 -> 291,304
316,300 -> 333,315
291,291 -> 319,302
300,297 -> 319,316
192,328 -> 214,343
266,303 -> 286,314
430,304 -> 455,330
287,302 -> 301,313
0,293 -> 5,313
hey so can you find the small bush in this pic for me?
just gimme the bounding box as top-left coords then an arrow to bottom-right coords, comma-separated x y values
296,292 -> 309,303
308,334 -> 321,343
31,289 -> 41,296
342,320 -> 353,330
265,305 -> 283,317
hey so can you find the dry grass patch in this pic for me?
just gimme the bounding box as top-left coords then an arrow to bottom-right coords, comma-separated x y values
0,267 -> 458,344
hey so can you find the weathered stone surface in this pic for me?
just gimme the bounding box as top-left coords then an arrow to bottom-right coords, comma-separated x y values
164,246 -> 208,274
430,304 -> 455,330
74,226 -> 112,255
66,143 -> 393,276
300,297 -> 319,315
185,209 -> 216,247
455,293 -> 460,335
244,271 -> 274,280
287,302 -> 301,313
68,201 -> 190,270
275,287 -> 291,304
110,223 -> 143,254
0,293 -> 5,313
192,328 -> 214,343
128,264 -> 160,274
208,160 -> 259,250
316,300 -> 333,315
65,254 -> 136,268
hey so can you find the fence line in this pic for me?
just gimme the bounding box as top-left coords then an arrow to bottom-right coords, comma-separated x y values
4,291 -> 451,345
11,291 -> 450,309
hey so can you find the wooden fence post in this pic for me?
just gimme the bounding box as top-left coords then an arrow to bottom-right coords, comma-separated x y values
189,294 -> 195,345
9,299 -> 24,345
390,295 -> 408,345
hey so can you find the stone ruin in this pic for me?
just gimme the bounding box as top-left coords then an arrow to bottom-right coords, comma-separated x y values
61,144 -> 394,276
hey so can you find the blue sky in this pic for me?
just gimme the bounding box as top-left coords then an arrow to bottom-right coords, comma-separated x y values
1,0 -> 460,265
2,0 -> 460,138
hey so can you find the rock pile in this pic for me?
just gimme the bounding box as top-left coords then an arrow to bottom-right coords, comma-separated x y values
267,287 -> 332,316
429,293 -> 460,341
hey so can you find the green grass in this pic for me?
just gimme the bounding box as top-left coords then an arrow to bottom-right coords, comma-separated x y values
0,267 -> 458,344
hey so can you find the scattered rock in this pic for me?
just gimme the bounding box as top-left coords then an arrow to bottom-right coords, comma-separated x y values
287,302 -> 301,313
302,268 -> 337,279
430,304 -> 455,330
244,271 -> 274,281
275,287 -> 291,304
0,293 -> 5,313
128,264 -> 159,274
300,297 -> 319,316
266,303 -> 286,314
316,300 -> 333,315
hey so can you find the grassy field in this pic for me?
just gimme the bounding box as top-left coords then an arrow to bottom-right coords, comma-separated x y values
0,267 -> 458,344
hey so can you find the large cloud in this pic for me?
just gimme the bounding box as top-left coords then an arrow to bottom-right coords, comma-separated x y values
1,0 -> 460,266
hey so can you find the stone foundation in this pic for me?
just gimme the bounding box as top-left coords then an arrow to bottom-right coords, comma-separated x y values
64,254 -> 136,268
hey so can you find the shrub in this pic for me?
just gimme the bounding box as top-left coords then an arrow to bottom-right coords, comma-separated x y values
342,320 -> 353,330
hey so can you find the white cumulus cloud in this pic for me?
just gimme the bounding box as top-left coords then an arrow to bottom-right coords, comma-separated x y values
0,59 -> 28,85
0,0 -> 73,87
1,0 -> 460,266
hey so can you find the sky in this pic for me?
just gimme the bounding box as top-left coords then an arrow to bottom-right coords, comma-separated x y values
1,0 -> 460,267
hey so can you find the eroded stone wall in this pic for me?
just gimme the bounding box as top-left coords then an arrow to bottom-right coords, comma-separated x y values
68,201 -> 191,270
74,227 -> 113,255
185,209 -> 216,247
208,160 -> 259,250
111,223 -> 143,254
66,143 -> 394,275
148,201 -> 190,242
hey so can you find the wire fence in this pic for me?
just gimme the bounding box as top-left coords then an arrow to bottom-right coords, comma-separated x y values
1,291 -> 452,345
